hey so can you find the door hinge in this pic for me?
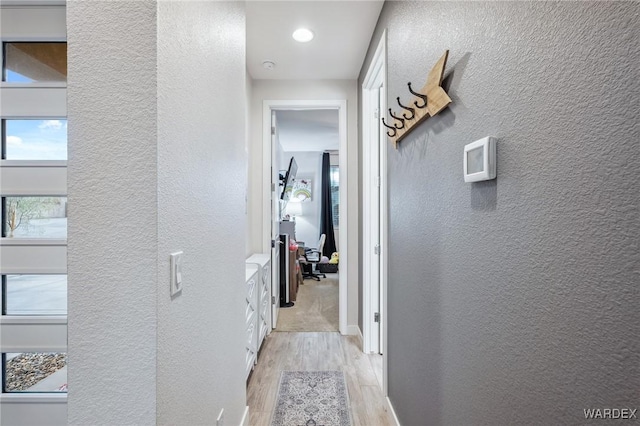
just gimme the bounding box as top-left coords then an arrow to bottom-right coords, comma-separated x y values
374,312 -> 380,323
374,108 -> 379,119
374,244 -> 380,255
376,176 -> 381,187
271,126 -> 276,135
272,296 -> 276,305
271,182 -> 276,192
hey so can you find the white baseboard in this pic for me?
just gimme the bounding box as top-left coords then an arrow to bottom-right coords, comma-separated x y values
240,406 -> 249,426
346,325 -> 360,336
386,397 -> 400,426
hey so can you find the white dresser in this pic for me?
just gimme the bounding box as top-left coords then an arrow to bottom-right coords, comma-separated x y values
244,264 -> 259,380
246,254 -> 271,356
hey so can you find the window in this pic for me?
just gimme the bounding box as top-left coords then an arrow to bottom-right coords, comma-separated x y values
2,119 -> 68,160
2,42 -> 67,83
2,352 -> 67,392
3,275 -> 67,315
1,7 -> 68,413
2,197 -> 67,239
330,165 -> 339,228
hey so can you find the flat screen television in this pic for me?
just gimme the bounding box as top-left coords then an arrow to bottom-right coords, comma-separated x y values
280,157 -> 298,202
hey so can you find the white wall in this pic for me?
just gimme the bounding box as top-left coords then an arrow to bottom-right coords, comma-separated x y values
245,72 -> 253,257
157,2 -> 246,425
248,79 -> 359,329
282,151 -> 322,246
67,2 -> 158,424
68,1 -> 247,425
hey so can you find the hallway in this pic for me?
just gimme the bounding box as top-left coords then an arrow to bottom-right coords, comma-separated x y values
247,332 -> 394,426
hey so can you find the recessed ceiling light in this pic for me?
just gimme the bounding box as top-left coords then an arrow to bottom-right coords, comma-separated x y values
262,60 -> 276,70
292,28 -> 314,43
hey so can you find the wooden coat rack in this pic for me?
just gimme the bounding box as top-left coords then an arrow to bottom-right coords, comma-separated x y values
382,50 -> 452,148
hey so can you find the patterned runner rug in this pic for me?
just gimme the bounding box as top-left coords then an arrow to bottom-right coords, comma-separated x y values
272,370 -> 351,426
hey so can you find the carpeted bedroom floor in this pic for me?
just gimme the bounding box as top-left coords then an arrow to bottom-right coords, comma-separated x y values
275,273 -> 339,332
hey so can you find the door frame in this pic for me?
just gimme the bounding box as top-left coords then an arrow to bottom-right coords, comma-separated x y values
269,110 -> 281,330
262,99 -> 348,335
361,30 -> 389,392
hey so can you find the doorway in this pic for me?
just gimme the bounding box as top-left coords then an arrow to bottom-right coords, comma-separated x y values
262,100 -> 348,335
274,109 -> 339,331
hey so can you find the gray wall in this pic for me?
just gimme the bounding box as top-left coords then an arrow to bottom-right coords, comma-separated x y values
68,1 -> 247,424
359,2 -> 639,425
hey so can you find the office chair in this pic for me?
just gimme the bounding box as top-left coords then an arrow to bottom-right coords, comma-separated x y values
302,234 -> 326,281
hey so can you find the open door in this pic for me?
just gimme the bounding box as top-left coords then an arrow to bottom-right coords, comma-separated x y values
370,87 -> 382,353
362,33 -> 387,355
271,110 -> 281,328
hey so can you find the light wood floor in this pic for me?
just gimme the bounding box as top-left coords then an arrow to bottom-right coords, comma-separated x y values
247,332 -> 394,426
275,274 -> 339,332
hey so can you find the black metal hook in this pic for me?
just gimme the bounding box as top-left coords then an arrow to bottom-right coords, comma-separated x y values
408,82 -> 428,109
388,109 -> 405,129
381,118 -> 397,137
397,97 -> 415,120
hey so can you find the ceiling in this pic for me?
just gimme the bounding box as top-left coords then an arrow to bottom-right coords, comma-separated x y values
246,1 -> 384,80
276,109 -> 339,152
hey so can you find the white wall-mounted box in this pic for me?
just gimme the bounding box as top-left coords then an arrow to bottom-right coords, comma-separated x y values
464,136 -> 497,183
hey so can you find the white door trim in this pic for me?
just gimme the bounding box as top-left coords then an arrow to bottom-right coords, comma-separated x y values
269,110 -> 280,329
361,30 -> 389,394
362,86 -> 381,354
262,99 -> 349,335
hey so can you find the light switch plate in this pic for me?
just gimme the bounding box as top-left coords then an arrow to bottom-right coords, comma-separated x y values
170,251 -> 183,297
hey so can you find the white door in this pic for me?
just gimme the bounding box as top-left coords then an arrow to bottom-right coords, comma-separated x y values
270,110 -> 281,328
371,87 -> 382,353
363,85 -> 382,354
362,34 -> 387,355
376,87 -> 385,354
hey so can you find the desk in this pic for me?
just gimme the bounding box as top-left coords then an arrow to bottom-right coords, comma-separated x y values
289,249 -> 299,301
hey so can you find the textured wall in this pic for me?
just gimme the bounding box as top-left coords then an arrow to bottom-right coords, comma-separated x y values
249,80 -> 360,329
68,1 -> 247,424
359,2 -> 640,425
246,73 -> 253,257
67,2 -> 158,424
156,2 -> 247,425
